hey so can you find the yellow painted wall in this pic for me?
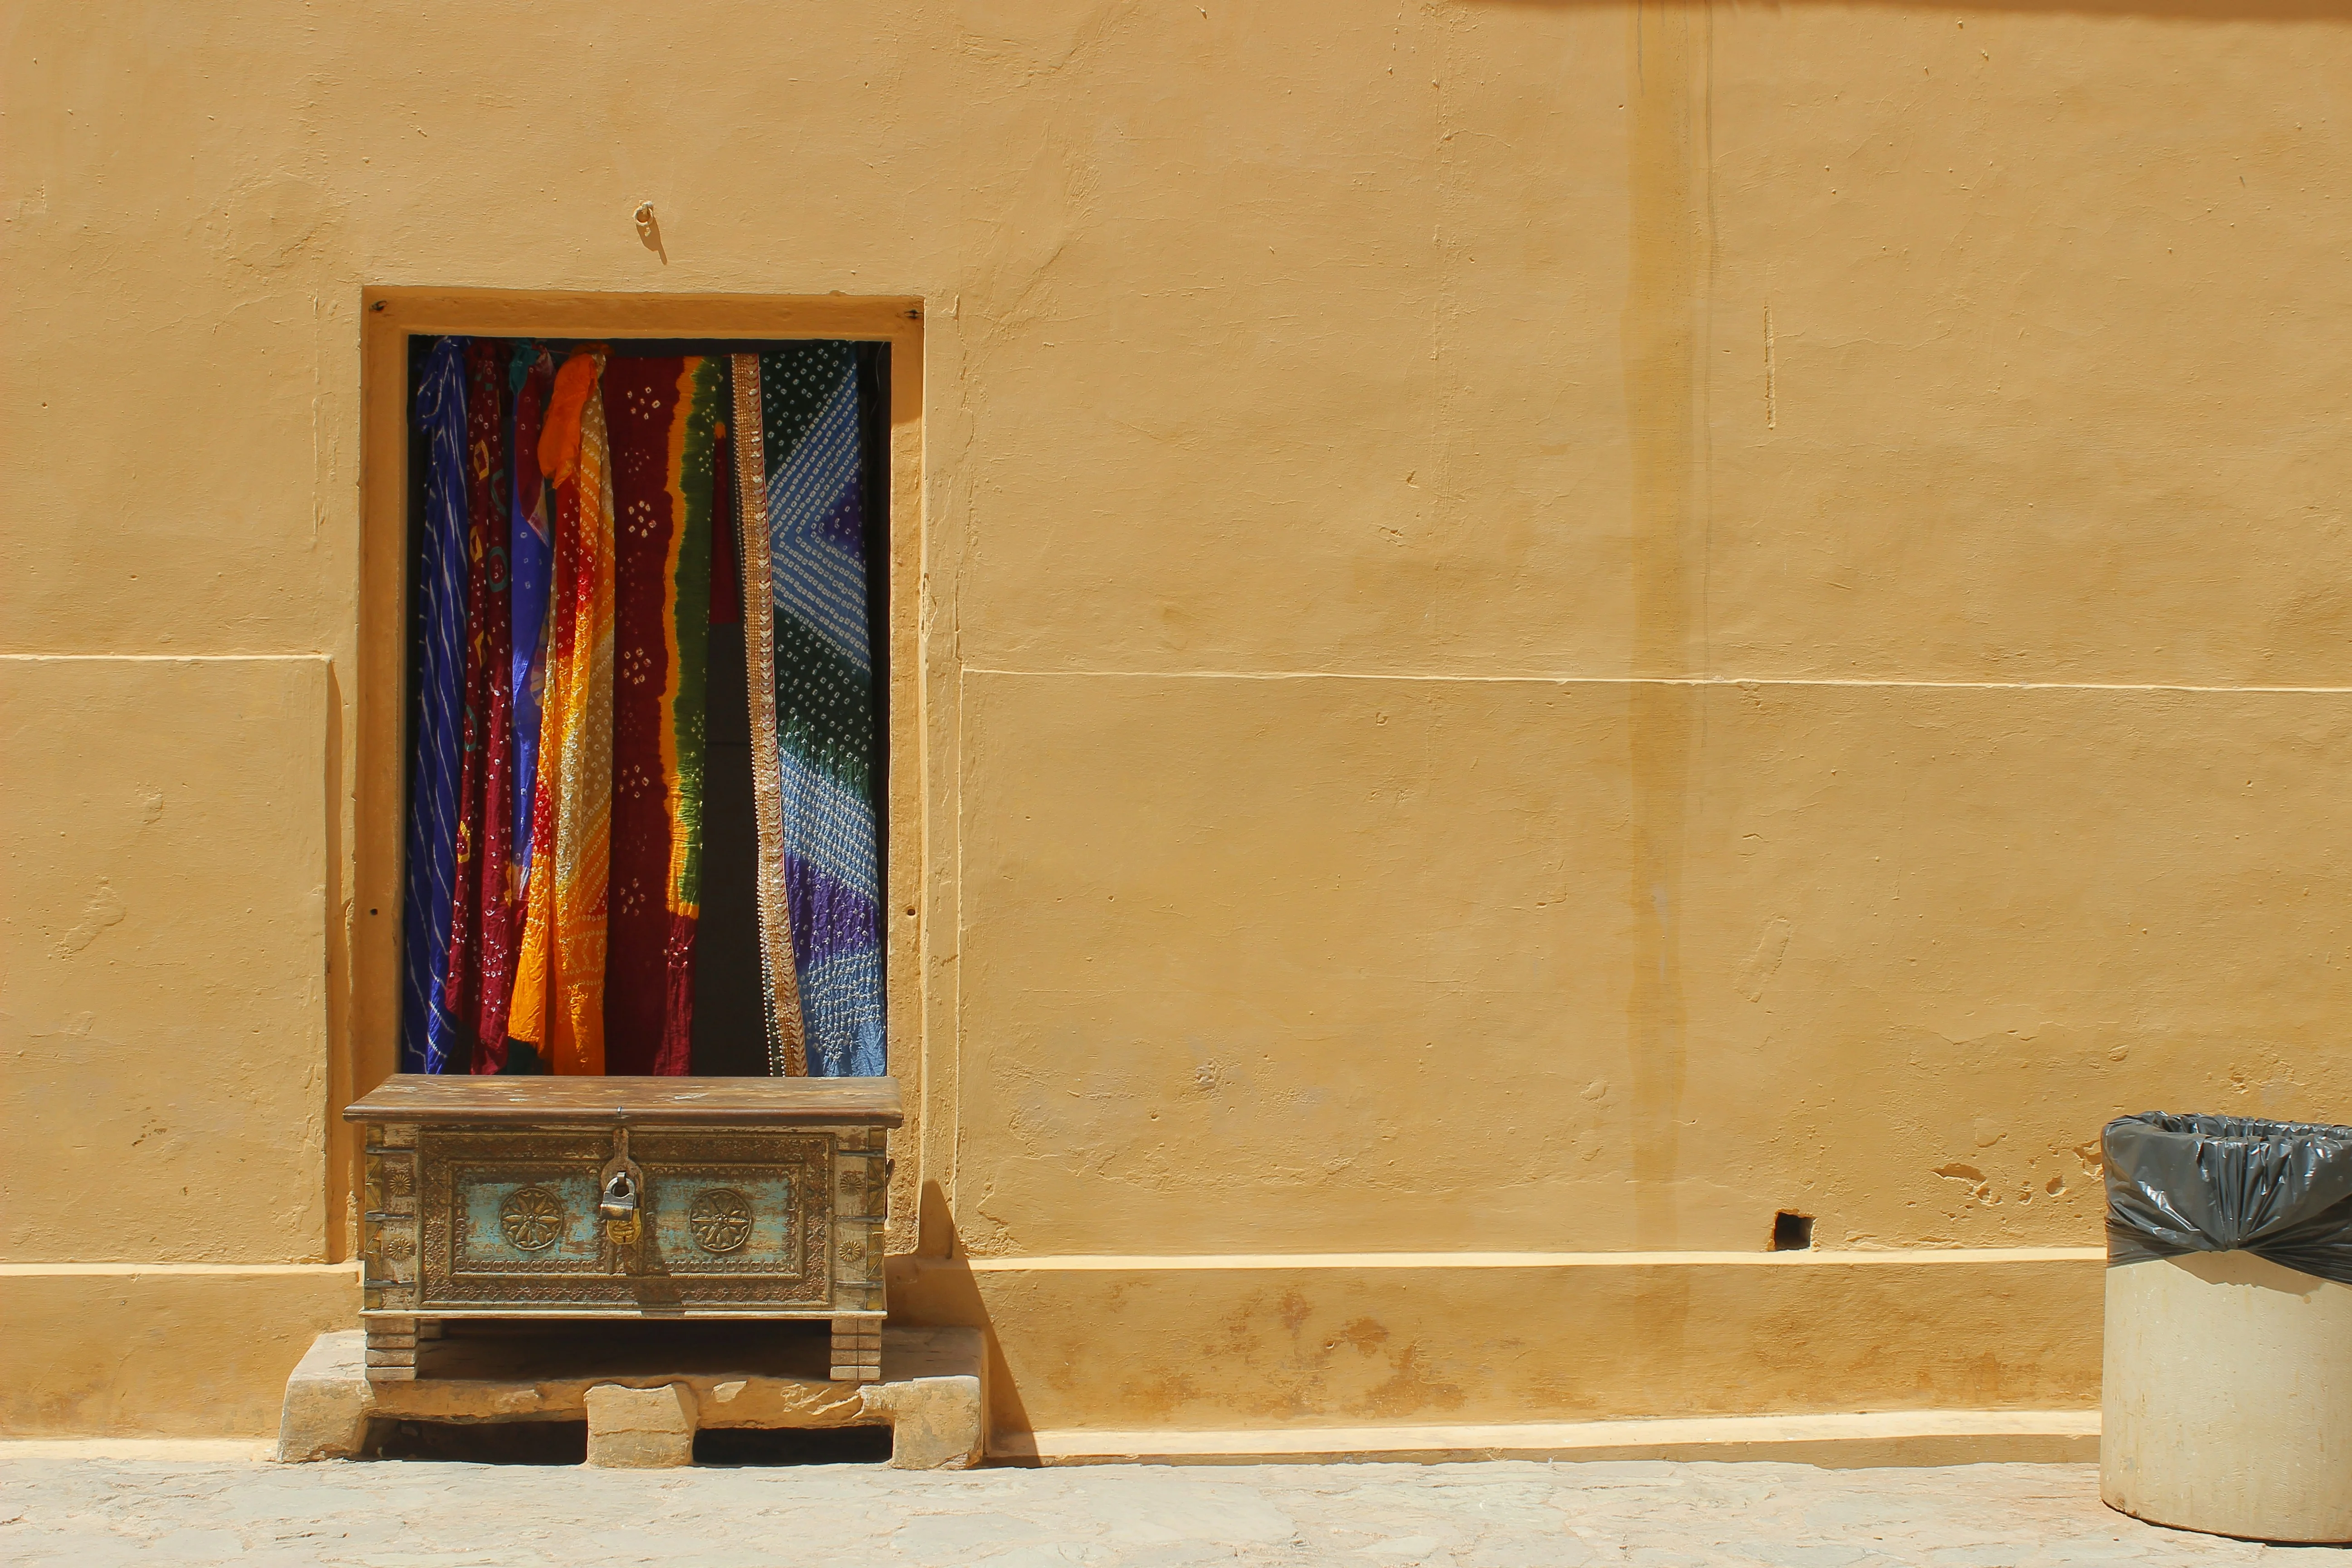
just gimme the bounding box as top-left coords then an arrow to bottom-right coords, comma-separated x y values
7,0 -> 2352,1438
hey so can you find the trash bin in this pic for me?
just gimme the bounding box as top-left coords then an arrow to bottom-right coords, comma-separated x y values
2101,1112 -> 2352,1544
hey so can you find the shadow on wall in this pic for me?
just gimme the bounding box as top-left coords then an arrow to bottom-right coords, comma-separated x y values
886,1181 -> 1033,1449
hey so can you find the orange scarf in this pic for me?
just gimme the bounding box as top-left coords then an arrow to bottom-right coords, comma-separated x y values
505,348 -> 616,1073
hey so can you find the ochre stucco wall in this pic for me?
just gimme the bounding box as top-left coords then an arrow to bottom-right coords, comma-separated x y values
6,0 -> 2350,1438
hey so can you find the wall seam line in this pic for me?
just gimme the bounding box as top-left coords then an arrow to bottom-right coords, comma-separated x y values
958,666 -> 2352,695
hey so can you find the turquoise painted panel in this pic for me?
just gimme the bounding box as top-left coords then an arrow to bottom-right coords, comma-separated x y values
646,1171 -> 803,1274
455,1171 -> 603,1271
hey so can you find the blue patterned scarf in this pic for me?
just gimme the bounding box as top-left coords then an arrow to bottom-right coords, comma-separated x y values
750,345 -> 885,1077
400,338 -> 472,1071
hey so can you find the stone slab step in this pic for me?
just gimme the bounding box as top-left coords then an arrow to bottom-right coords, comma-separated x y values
275,1323 -> 984,1470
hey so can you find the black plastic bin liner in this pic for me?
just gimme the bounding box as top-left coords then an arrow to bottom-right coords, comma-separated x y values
2104,1112 -> 2352,1286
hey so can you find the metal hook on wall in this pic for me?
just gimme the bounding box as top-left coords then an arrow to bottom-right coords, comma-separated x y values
633,201 -> 667,264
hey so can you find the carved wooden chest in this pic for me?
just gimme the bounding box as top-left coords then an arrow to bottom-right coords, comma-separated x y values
345,1076 -> 899,1383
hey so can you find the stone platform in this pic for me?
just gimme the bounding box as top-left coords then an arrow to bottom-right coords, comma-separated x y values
274,1321 -> 984,1470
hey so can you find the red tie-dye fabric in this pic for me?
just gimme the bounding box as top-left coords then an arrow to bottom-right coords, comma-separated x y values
601,356 -> 720,1074
443,340 -> 514,1061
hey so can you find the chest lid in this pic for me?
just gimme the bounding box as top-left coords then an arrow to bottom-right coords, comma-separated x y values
345,1074 -> 902,1129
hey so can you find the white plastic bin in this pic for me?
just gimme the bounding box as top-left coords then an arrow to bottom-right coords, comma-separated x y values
2101,1111 -> 2352,1545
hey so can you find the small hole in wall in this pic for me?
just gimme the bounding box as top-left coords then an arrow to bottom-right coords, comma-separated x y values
1771,1211 -> 1814,1251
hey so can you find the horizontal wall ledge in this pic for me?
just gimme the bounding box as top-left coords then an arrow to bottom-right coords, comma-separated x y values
965,665 -> 2352,696
998,1409 -> 2102,1468
0,653 -> 333,663
891,1251 -> 2105,1437
0,1263 -> 359,1277
3,1263 -> 357,1437
958,1248 -> 2105,1272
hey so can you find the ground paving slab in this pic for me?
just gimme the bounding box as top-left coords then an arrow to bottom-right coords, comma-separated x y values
1,1455 -> 2343,1567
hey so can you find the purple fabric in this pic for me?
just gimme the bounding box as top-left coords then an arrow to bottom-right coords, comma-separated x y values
401,337 -> 470,1073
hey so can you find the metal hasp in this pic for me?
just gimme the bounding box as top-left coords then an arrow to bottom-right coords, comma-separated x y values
600,1170 -> 641,1246
344,1075 -> 901,1384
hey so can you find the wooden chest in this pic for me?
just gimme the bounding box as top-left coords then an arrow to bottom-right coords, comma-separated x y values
344,1076 -> 899,1382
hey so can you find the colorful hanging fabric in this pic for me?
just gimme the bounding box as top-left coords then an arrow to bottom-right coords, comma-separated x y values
401,338 -> 471,1073
738,345 -> 884,1078
442,342 -> 514,1066
491,346 -> 556,1074
601,355 -> 723,1075
730,355 -> 808,1072
506,347 -> 617,1075
508,349 -> 556,901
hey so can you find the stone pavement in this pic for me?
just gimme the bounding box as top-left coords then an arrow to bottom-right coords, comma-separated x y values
0,1455 -> 2342,1566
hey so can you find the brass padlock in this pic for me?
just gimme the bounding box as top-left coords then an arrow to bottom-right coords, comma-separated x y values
599,1170 -> 642,1245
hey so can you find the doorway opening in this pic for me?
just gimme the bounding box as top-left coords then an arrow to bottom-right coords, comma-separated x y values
397,337 -> 890,1080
